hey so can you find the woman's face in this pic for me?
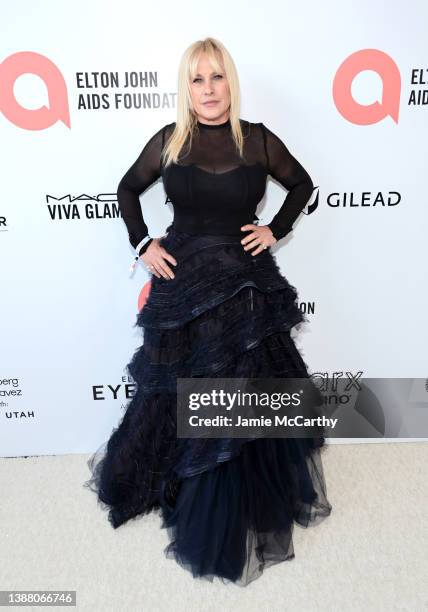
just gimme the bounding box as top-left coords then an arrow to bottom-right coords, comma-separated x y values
189,53 -> 231,125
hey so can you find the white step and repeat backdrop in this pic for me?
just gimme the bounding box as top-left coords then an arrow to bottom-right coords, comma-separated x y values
1,1 -> 427,456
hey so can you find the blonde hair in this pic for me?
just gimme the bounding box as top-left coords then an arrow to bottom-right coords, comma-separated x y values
162,37 -> 244,167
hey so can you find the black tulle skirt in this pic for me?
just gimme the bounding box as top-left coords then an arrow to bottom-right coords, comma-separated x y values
84,227 -> 332,586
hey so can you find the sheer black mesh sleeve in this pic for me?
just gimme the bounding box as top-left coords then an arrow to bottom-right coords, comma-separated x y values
117,125 -> 166,255
260,123 -> 314,242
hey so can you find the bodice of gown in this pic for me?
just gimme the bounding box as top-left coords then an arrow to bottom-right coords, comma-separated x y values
117,117 -> 314,255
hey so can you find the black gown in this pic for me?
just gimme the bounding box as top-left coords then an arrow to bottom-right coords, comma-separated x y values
84,117 -> 333,586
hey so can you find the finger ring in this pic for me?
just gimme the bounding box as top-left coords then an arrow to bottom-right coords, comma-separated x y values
263,245 -> 267,249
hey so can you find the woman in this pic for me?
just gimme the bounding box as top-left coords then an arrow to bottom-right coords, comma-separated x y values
84,37 -> 332,587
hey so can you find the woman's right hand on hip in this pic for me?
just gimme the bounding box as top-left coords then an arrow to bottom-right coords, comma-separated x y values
140,238 -> 177,280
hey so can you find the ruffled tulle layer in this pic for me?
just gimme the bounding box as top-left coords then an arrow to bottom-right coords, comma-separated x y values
161,435 -> 331,586
84,227 -> 332,586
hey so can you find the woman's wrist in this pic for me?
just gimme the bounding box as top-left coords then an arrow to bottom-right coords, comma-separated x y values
129,236 -> 153,273
135,235 -> 153,256
138,238 -> 153,256
267,223 -> 291,242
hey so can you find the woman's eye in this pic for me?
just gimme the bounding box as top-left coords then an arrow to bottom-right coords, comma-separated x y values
192,75 -> 223,83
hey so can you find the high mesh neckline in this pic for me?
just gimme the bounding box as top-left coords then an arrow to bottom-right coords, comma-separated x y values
196,117 -> 231,130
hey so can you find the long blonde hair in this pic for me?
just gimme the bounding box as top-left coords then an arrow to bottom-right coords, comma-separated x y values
162,37 -> 244,167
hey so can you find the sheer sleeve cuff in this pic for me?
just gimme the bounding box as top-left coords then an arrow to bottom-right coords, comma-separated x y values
267,222 -> 293,243
137,236 -> 153,255
129,236 -> 153,272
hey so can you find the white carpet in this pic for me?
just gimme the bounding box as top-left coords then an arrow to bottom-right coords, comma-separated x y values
1,442 -> 427,611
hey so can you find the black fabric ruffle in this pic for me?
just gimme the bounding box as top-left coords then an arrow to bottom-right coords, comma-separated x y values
84,228 -> 332,586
